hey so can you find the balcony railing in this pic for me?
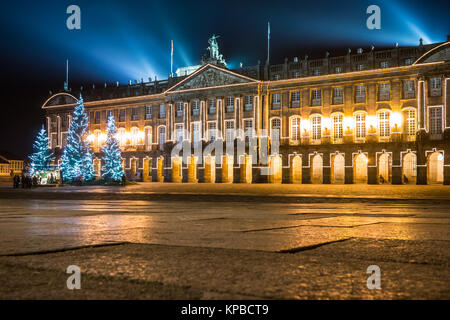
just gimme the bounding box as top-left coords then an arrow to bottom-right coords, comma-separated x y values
333,97 -> 343,105
311,99 -> 321,106
244,104 -> 253,111
378,93 -> 390,101
272,102 -> 281,109
430,88 -> 442,96
403,91 -> 415,99
355,95 -> 365,103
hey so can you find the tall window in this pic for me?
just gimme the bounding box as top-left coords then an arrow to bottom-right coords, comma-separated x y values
313,68 -> 321,75
380,61 -> 389,68
244,119 -> 253,138
311,89 -> 321,106
403,80 -> 415,99
355,113 -> 366,139
244,96 -> 253,111
145,127 -> 152,149
430,107 -> 442,135
404,109 -> 416,137
119,109 -> 125,122
94,111 -> 100,124
192,100 -> 199,116
159,126 -> 166,145
290,117 -> 300,141
159,104 -> 166,118
357,64 -> 365,71
117,128 -> 126,147
175,124 -> 184,143
311,115 -> 321,141
355,85 -> 366,103
226,97 -> 234,113
176,102 -> 183,117
291,91 -> 300,107
335,66 -> 342,73
378,111 -> 390,137
333,88 -> 343,105
379,83 -> 390,101
272,93 -> 281,109
271,118 -> 281,141
430,78 -> 442,96
130,127 -> 139,147
225,120 -> 235,142
192,122 -> 200,143
208,122 -> 217,142
209,99 -> 216,114
145,106 -> 152,120
132,108 -> 139,121
405,58 -> 414,65
332,114 -> 343,142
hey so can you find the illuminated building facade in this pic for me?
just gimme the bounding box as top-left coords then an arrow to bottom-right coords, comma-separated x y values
42,37 -> 450,184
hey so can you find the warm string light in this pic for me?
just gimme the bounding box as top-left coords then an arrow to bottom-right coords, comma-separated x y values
87,129 -> 146,146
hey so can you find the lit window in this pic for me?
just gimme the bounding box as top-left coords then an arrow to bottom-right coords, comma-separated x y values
380,61 -> 389,68
335,66 -> 342,73
405,109 -> 416,136
311,115 -> 321,140
313,69 -> 321,75
274,74 -> 280,80
145,127 -> 152,149
355,113 -> 366,139
405,58 -> 414,65
357,64 -> 365,71
94,111 -> 100,124
294,71 -> 300,78
378,111 -> 390,137
332,114 -> 343,141
290,117 -> 300,141
130,127 -> 139,146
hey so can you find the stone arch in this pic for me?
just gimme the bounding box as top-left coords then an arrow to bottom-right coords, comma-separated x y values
331,153 -> 345,184
290,154 -> 302,184
402,152 -> 417,184
310,154 -> 323,184
427,152 -> 444,184
269,154 -> 282,183
377,153 -> 392,183
353,153 -> 368,184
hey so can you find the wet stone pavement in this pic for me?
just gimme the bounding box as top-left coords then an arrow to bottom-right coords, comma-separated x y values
0,184 -> 449,299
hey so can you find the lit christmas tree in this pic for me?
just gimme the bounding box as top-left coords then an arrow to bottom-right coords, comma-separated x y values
29,125 -> 54,175
102,113 -> 124,182
60,95 -> 95,182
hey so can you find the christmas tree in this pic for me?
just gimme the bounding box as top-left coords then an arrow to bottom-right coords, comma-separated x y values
29,125 -> 54,175
102,113 -> 124,182
60,94 -> 95,182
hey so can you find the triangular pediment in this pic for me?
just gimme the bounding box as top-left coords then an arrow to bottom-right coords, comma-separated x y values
165,64 -> 257,93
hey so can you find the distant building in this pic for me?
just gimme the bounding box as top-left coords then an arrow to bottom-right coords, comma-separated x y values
0,151 -> 24,176
42,36 -> 450,185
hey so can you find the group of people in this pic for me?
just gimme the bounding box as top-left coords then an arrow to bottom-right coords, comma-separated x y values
11,170 -> 58,188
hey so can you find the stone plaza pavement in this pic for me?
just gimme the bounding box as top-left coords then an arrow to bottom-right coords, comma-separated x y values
0,183 -> 449,299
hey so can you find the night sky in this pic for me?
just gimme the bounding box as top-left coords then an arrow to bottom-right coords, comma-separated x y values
0,0 -> 448,159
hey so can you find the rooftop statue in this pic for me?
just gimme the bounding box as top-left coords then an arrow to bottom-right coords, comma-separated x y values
204,34 -> 227,67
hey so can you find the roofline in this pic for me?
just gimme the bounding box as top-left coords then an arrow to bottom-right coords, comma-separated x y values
412,41 -> 450,65
163,63 -> 259,94
42,60 -> 448,110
